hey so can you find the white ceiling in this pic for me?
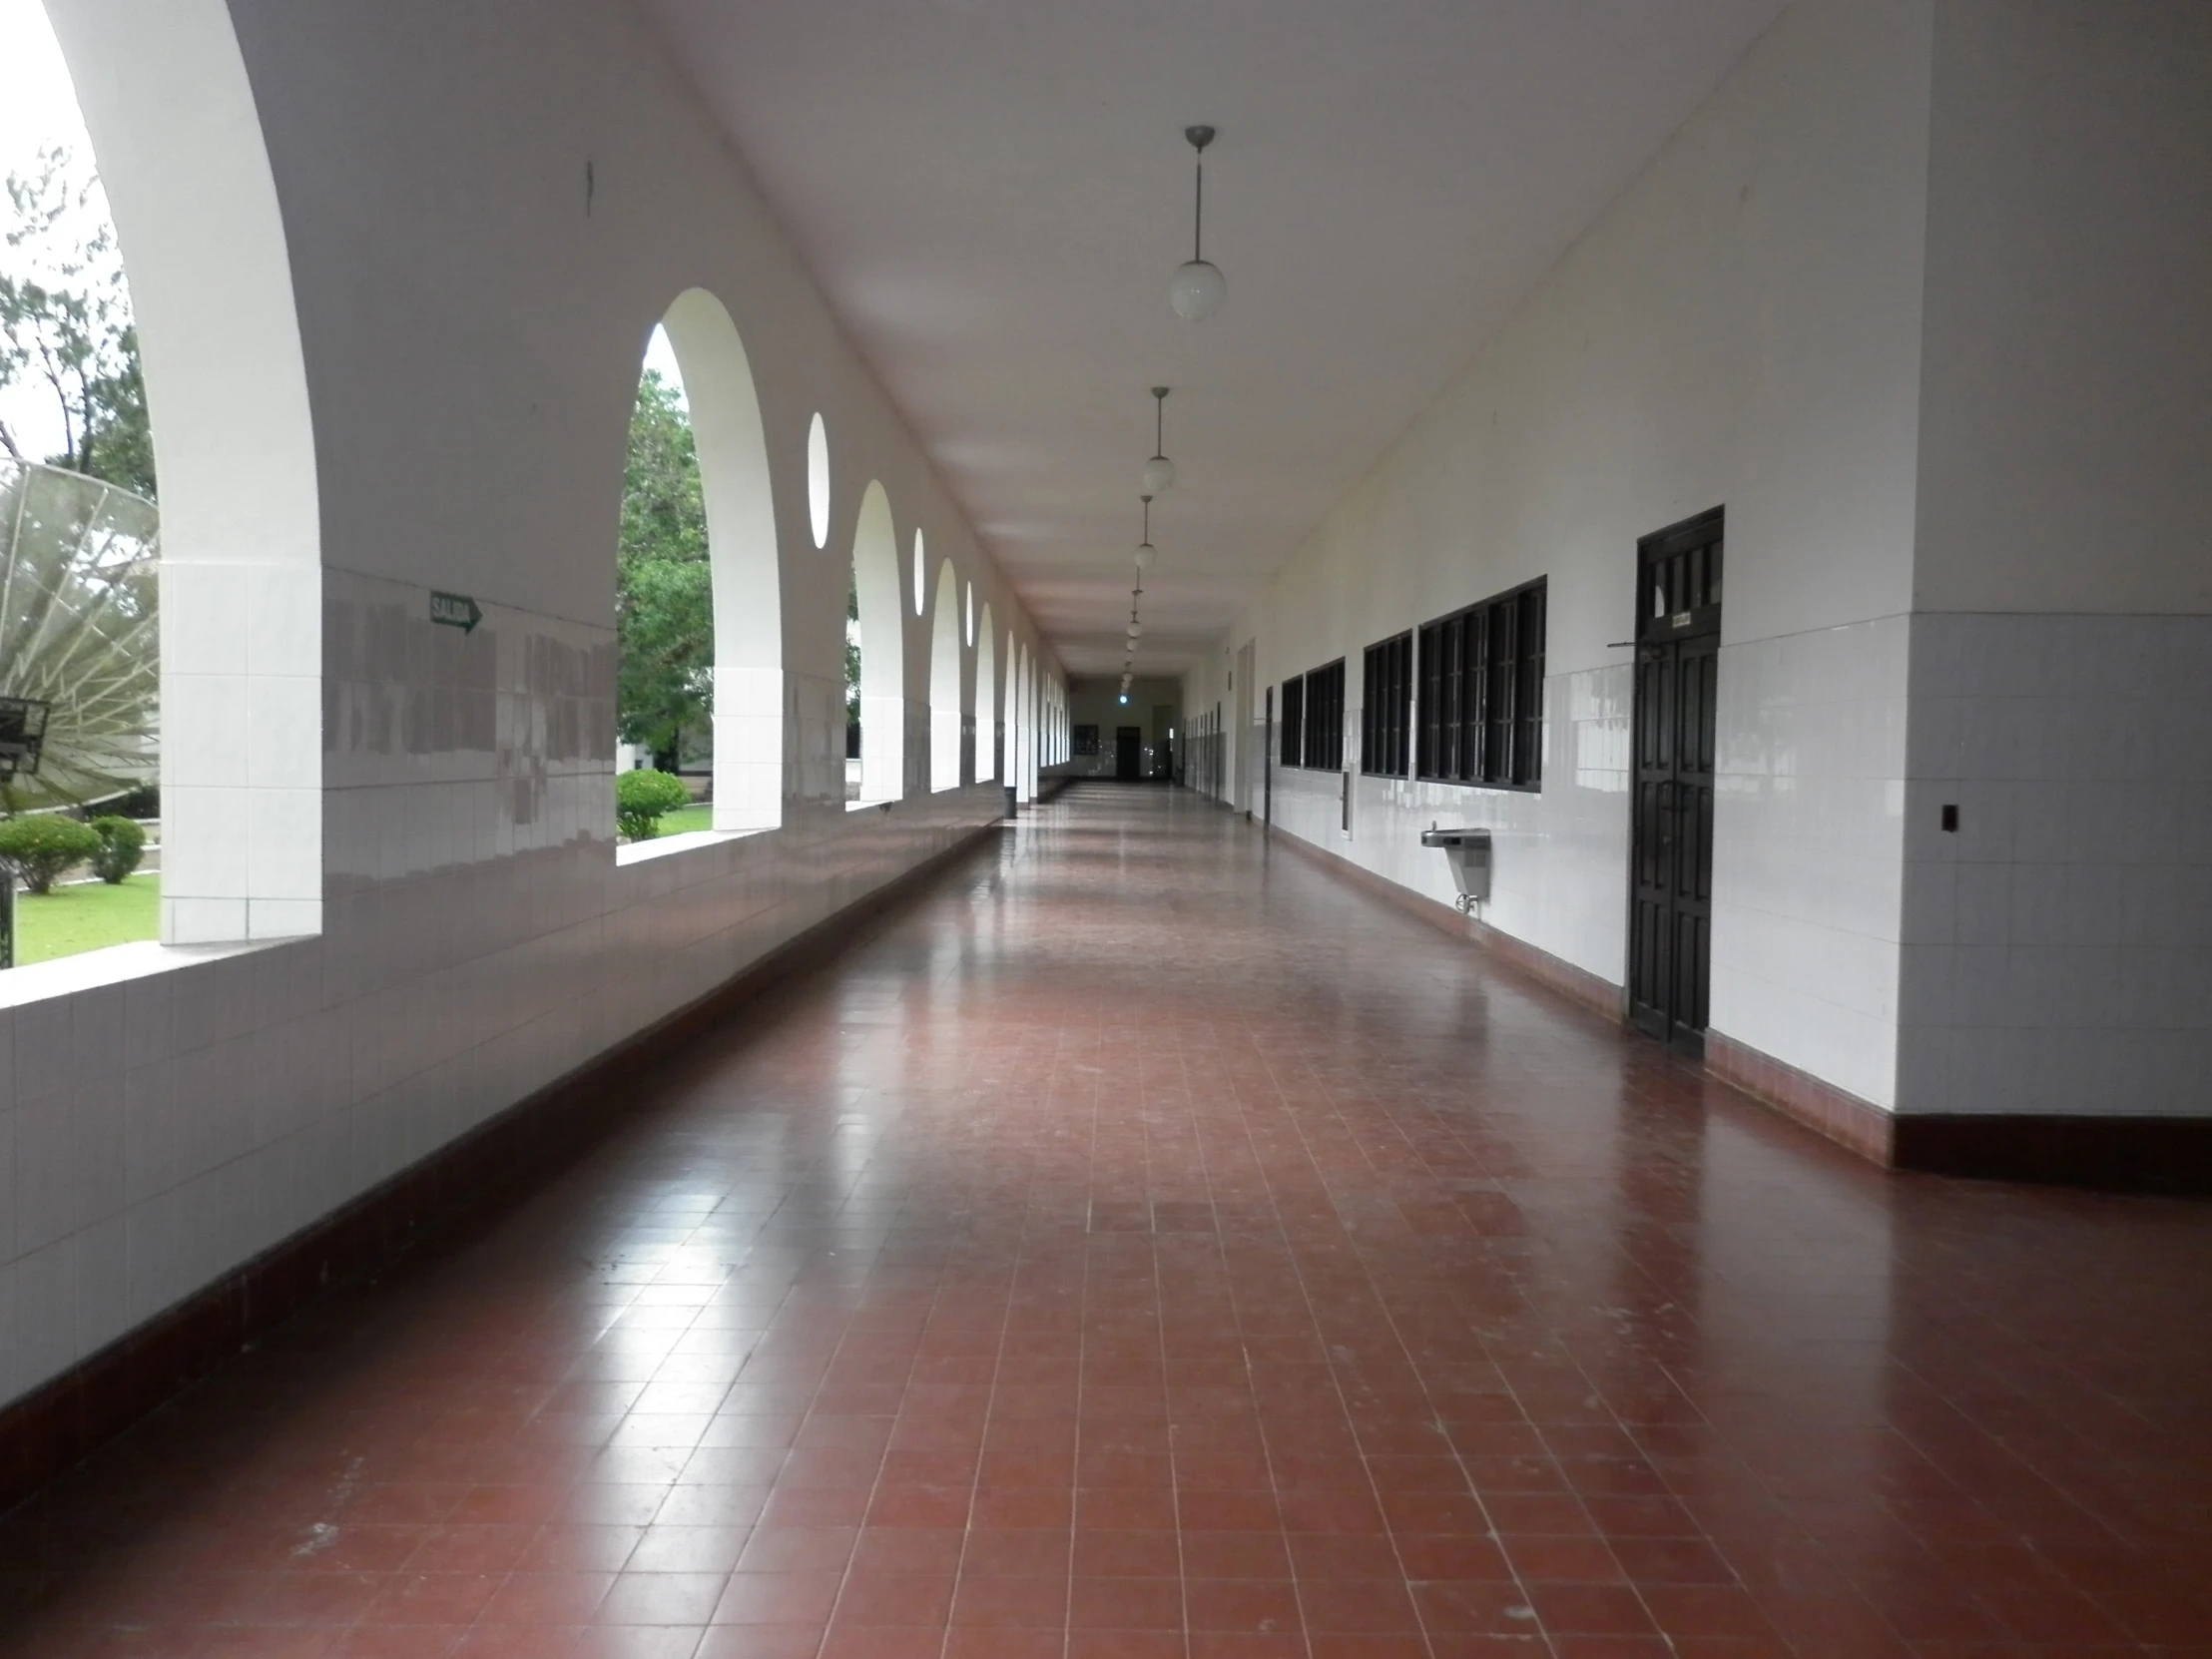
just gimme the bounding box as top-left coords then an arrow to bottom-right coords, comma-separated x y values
638,0 -> 1791,675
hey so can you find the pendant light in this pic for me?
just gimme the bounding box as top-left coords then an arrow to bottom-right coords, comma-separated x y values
1170,126 -> 1225,321
1135,494 -> 1157,574
1142,387 -> 1176,494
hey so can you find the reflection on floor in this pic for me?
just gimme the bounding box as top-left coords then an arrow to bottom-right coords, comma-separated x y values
3,782 -> 2209,1658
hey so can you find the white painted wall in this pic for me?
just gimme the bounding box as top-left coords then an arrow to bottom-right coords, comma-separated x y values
0,0 -> 1061,1410
1914,0 -> 2212,618
1896,0 -> 2212,1118
1188,0 -> 1936,1109
1051,678 -> 1181,780
1193,0 -> 2212,1126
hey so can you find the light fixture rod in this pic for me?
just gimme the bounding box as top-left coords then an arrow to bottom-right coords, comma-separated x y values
1193,149 -> 1204,260
1186,127 -> 1215,261
1153,386 -> 1168,455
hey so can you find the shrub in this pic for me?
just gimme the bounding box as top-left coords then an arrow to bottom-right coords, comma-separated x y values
89,816 -> 149,883
0,814 -> 103,895
615,768 -> 691,841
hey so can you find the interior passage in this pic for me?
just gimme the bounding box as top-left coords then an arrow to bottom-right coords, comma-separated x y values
5,785 -> 2211,1659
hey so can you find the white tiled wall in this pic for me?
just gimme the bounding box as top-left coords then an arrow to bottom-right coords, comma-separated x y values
162,560 -> 323,944
1710,616 -> 1911,1109
1258,619 -> 1912,1112
1897,613 -> 2212,1117
1267,666 -> 1633,994
1181,0 -> 1936,1120
0,566 -> 1008,1409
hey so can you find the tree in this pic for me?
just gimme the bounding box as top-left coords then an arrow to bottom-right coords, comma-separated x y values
0,148 -> 155,499
616,367 -> 711,773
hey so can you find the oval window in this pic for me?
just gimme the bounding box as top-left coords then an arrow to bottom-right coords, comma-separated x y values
807,411 -> 830,548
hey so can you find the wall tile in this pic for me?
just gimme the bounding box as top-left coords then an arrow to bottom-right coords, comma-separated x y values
1898,612 -> 2212,1116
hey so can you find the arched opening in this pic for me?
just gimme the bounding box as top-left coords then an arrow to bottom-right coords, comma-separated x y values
928,559 -> 961,793
1014,644 -> 1031,804
850,481 -> 903,803
1006,631 -> 1020,803
911,528 -> 926,617
661,289 -> 780,831
974,606 -> 996,783
24,0 -> 321,948
612,326 -> 710,815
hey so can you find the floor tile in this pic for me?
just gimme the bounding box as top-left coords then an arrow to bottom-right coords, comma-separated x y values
4,786 -> 2211,1659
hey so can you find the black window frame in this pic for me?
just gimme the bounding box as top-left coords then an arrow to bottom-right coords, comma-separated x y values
1414,577 -> 1546,791
1361,632 -> 1412,779
1299,659 -> 1345,772
1279,676 -> 1305,769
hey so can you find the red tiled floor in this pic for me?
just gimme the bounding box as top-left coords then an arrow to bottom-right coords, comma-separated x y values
4,784 -> 2212,1658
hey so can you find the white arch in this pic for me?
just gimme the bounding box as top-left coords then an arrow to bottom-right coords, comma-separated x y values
659,288 -> 781,830
928,560 -> 962,792
44,0 -> 322,944
974,605 -> 997,783
851,481 -> 903,803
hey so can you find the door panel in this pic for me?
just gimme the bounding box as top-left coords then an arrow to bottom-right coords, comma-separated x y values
1628,510 -> 1722,1053
1115,726 -> 1141,781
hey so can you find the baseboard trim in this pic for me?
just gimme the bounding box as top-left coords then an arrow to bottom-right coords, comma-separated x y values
1704,1030 -> 1895,1165
0,824 -> 1004,1516
1267,828 -> 1622,1025
1890,1114 -> 2212,1196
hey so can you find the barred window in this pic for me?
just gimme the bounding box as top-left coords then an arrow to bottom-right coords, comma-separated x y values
1279,675 -> 1305,768
1300,659 -> 1345,771
1414,579 -> 1545,789
1361,632 -> 1411,778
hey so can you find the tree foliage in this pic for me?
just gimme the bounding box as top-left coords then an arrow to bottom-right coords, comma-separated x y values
0,148 -> 155,498
616,367 -> 711,771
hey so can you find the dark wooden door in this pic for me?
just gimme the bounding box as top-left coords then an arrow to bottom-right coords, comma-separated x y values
1628,509 -> 1723,1053
1115,726 -> 1142,780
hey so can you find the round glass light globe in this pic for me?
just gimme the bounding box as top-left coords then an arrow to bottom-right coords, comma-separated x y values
1170,260 -> 1226,321
1134,544 -> 1156,573
1141,454 -> 1176,495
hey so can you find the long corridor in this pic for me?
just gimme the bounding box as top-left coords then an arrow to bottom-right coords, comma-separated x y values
4,785 -> 2211,1658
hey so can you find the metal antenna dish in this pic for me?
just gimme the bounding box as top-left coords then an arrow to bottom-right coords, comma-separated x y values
0,697 -> 52,782
0,459 -> 160,807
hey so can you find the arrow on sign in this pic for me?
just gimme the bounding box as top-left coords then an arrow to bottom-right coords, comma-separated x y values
429,591 -> 482,634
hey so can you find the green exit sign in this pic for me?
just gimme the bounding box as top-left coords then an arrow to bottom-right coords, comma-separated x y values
429,591 -> 482,633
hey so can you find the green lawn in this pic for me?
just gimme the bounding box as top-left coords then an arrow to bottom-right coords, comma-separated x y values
14,873 -> 161,965
656,804 -> 712,836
